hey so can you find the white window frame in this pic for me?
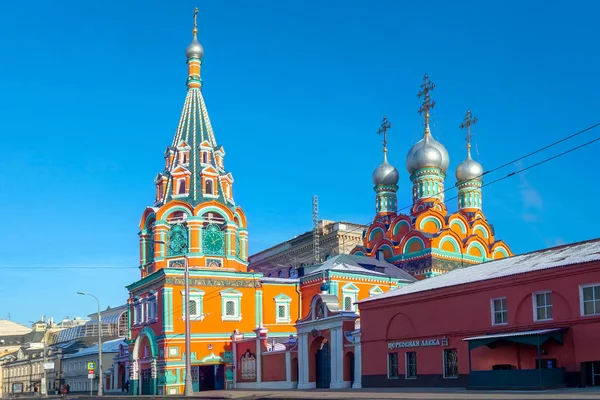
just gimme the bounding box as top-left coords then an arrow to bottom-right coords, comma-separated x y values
369,285 -> 384,297
405,351 -> 417,379
580,283 -> 600,316
181,289 -> 204,320
220,289 -> 242,321
341,283 -> 359,312
274,294 -> 292,324
387,352 -> 399,379
532,291 -> 553,322
490,297 -> 508,325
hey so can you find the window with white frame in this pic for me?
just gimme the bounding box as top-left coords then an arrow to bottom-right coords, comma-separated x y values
341,283 -> 359,312
533,292 -> 553,321
369,285 -> 384,297
405,351 -> 417,379
274,294 -> 292,323
491,297 -> 507,325
443,348 -> 458,378
181,289 -> 204,320
581,284 -> 600,316
220,289 -> 242,321
387,353 -> 398,378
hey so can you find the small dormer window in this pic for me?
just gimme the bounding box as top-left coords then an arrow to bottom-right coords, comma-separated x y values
178,180 -> 186,194
202,152 -> 208,164
183,153 -> 187,163
206,180 -> 213,195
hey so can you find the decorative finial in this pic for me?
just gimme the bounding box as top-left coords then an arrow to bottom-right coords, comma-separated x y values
417,74 -> 436,130
377,116 -> 392,160
193,7 -> 199,36
459,110 -> 477,156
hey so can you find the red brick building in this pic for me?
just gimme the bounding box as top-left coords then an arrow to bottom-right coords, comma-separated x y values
358,239 -> 600,389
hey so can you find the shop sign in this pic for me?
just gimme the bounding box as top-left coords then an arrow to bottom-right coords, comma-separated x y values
388,337 -> 448,349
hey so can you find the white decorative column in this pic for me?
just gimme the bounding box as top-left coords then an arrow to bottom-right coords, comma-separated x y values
253,326 -> 268,389
352,342 -> 362,389
285,351 -> 291,387
330,327 -> 345,389
297,333 -> 311,389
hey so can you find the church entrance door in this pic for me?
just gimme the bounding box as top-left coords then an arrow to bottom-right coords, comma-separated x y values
315,341 -> 331,388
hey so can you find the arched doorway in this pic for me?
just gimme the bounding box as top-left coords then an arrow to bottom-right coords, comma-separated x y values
132,327 -> 158,395
315,339 -> 331,388
344,351 -> 355,386
118,364 -> 125,390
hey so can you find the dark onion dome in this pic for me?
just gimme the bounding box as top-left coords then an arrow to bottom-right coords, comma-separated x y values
406,127 -> 450,175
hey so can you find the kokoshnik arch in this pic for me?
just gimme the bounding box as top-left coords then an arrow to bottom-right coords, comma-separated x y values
351,77 -> 512,279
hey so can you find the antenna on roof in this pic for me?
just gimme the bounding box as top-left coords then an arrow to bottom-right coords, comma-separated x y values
313,195 -> 320,263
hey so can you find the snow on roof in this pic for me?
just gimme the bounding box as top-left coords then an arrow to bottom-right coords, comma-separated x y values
62,338 -> 125,359
361,238 -> 600,304
260,277 -> 299,284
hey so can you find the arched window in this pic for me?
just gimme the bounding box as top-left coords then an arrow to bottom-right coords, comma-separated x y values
178,180 -> 186,194
206,180 -> 213,194
288,267 -> 296,278
146,222 -> 155,263
278,270 -> 284,278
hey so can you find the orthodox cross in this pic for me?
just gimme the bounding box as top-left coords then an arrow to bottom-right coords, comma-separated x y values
377,116 -> 392,156
459,110 -> 477,150
417,74 -> 436,126
193,7 -> 199,34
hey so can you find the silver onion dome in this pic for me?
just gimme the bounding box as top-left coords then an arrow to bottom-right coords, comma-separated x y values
456,151 -> 483,182
186,36 -> 204,59
405,130 -> 450,175
372,157 -> 399,186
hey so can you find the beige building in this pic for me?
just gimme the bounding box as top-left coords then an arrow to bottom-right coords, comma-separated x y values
249,220 -> 367,277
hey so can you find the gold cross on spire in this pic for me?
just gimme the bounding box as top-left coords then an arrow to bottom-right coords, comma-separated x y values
193,7 -> 199,35
459,110 -> 477,150
417,74 -> 436,127
377,116 -> 392,157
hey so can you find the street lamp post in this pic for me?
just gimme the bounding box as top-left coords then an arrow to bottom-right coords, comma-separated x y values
77,292 -> 103,396
183,258 -> 194,396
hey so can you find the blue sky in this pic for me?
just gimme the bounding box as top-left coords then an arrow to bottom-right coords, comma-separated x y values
0,0 -> 599,326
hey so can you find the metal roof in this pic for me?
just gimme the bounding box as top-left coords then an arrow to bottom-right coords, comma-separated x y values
361,238 -> 600,303
304,254 -> 416,282
462,328 -> 564,342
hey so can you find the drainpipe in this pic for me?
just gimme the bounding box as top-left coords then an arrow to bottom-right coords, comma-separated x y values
537,336 -> 542,388
295,282 -> 302,320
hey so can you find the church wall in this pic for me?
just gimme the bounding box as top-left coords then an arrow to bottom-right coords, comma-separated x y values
359,260 -> 600,388
261,352 -> 286,382
260,283 -> 299,334
235,340 -> 257,383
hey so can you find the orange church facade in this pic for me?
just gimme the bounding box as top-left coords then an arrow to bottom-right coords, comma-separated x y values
124,12 -> 412,395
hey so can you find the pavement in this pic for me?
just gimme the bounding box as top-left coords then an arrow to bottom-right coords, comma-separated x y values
6,388 -> 600,400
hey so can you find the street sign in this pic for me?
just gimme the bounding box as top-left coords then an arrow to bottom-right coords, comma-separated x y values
87,361 -> 96,370
88,373 -> 95,379
44,362 -> 54,370
88,369 -> 95,375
